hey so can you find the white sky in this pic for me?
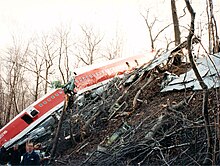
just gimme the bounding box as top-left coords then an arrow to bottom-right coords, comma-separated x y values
0,0 -> 219,56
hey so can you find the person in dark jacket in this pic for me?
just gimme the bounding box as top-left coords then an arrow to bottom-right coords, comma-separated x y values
0,146 -> 8,165
20,142 -> 40,165
9,144 -> 21,165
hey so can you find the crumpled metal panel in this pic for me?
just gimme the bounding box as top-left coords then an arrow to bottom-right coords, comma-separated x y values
161,53 -> 220,92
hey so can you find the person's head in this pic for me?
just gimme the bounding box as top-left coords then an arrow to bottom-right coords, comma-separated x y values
13,144 -> 18,151
0,146 -> 6,153
26,142 -> 34,153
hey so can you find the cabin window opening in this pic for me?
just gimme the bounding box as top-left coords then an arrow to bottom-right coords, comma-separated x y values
21,114 -> 33,124
30,109 -> 39,117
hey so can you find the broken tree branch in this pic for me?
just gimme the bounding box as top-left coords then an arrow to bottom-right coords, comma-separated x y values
133,76 -> 155,110
145,114 -> 166,140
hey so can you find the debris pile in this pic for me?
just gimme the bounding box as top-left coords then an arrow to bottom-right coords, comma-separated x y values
50,45 -> 220,165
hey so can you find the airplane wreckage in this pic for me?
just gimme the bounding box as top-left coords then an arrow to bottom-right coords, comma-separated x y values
0,54 -> 150,151
1,39 -> 220,165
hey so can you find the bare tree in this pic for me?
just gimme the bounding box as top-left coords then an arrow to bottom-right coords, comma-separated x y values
171,0 -> 181,46
171,0 -> 183,65
103,30 -> 124,60
55,25 -> 73,84
141,10 -> 172,51
0,70 -> 4,127
76,25 -> 103,65
28,47 -> 44,101
206,0 -> 219,54
2,36 -> 29,123
40,34 -> 57,94
18,46 -> 53,101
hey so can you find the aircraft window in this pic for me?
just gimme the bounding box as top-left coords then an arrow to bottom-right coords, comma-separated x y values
39,104 -> 43,107
21,114 -> 33,124
55,93 -> 59,96
47,98 -> 51,102
30,110 -> 39,117
51,95 -> 55,99
43,101 -> 47,104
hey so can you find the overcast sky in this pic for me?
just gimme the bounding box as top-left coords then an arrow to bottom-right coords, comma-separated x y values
0,0 -> 219,56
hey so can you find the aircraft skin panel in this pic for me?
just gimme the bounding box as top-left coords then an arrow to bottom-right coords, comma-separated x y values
75,55 -> 148,91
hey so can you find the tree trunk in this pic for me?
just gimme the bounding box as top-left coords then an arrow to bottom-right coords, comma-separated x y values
171,0 -> 182,65
207,0 -> 219,54
34,73 -> 40,101
171,0 -> 181,46
45,65 -> 49,94
50,95 -> 68,161
59,47 -> 66,84
185,1 -> 213,164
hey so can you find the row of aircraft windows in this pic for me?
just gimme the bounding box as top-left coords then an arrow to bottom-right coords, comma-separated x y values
75,64 -> 130,83
38,90 -> 63,107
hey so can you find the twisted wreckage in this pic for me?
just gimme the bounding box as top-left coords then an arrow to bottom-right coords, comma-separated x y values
1,40 -> 220,165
